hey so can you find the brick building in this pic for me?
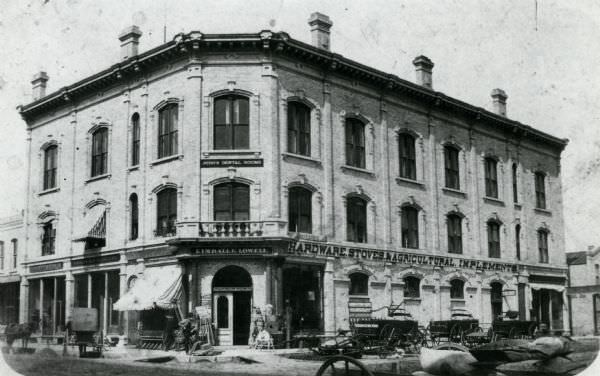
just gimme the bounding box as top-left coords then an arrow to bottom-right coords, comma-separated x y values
17,13 -> 569,344
0,213 -> 24,325
566,247 -> 600,336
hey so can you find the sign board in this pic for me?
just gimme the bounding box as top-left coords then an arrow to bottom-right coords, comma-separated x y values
71,254 -> 120,267
72,307 -> 98,331
192,247 -> 271,256
201,159 -> 264,168
30,262 -> 63,273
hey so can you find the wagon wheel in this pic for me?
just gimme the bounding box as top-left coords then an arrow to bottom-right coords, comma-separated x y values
487,327 -> 495,342
508,327 -> 517,339
379,324 -> 395,342
528,323 -> 538,339
315,355 -> 375,376
433,343 -> 469,352
449,324 -> 460,343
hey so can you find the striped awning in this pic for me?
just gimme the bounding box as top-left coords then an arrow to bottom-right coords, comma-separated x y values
73,206 -> 106,242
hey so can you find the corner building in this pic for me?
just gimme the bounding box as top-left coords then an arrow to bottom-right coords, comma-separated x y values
18,14 -> 569,345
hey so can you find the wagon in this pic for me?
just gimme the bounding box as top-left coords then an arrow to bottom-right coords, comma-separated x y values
490,319 -> 537,341
68,308 -> 103,358
426,309 -> 481,347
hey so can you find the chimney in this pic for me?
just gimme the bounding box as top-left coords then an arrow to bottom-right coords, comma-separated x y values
491,88 -> 508,117
31,72 -> 49,101
118,25 -> 142,60
308,12 -> 333,51
412,55 -> 434,89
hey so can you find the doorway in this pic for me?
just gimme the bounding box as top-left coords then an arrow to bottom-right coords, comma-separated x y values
212,266 -> 252,345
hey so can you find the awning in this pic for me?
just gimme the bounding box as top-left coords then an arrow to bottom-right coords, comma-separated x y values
529,282 -> 565,293
73,205 -> 106,242
113,265 -> 182,311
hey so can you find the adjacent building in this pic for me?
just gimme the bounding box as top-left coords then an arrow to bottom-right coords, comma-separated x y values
0,213 -> 24,325
17,13 -> 569,345
566,247 -> 600,336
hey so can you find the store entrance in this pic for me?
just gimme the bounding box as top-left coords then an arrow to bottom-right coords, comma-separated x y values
212,266 -> 252,345
531,288 -> 563,330
282,264 -> 323,332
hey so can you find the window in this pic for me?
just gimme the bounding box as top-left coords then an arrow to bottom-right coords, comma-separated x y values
398,133 -> 416,180
11,239 -> 17,269
345,118 -> 365,168
444,145 -> 460,189
349,273 -> 369,295
346,196 -> 367,243
158,104 -> 178,158
484,157 -> 498,198
213,183 -> 249,221
404,276 -> 420,298
512,163 -> 518,203
491,282 -> 503,319
156,188 -> 177,236
42,222 -> 56,255
538,229 -> 549,263
535,172 -> 546,209
487,221 -> 501,258
0,241 -> 4,269
43,145 -> 58,190
515,224 -> 521,260
91,128 -> 108,177
287,102 -> 311,156
131,113 -> 140,166
129,194 -> 139,240
214,95 -> 249,150
401,206 -> 419,249
288,187 -> 312,233
450,279 -> 465,299
447,214 -> 463,254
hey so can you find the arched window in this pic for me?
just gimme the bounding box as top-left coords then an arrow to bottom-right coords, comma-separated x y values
491,282 -> 503,319
131,113 -> 140,166
349,273 -> 369,296
404,276 -> 420,298
535,172 -> 546,209
538,229 -> 549,263
484,157 -> 498,198
156,188 -> 177,237
129,193 -> 139,240
346,196 -> 367,243
288,187 -> 312,234
398,133 -> 416,180
43,145 -> 58,190
11,239 -> 17,269
0,241 -> 4,269
345,118 -> 365,168
401,206 -> 419,249
287,101 -> 311,156
450,279 -> 465,299
512,163 -> 518,203
214,95 -> 249,150
444,145 -> 460,189
91,128 -> 108,177
214,183 -> 249,221
487,220 -> 501,258
42,222 -> 56,256
158,104 -> 178,158
447,213 -> 462,254
515,224 -> 521,260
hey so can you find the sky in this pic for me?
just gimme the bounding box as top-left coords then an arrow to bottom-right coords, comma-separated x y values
0,0 -> 599,252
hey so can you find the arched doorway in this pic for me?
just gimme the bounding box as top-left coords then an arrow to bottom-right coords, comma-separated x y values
212,265 -> 252,345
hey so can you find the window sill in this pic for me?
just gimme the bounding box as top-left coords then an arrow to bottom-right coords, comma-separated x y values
150,154 -> 183,166
534,207 -> 552,216
483,197 -> 505,206
450,298 -> 465,302
128,165 -> 140,172
514,203 -> 522,210
340,165 -> 376,178
395,177 -> 425,188
282,152 -> 322,166
85,173 -> 111,184
442,187 -> 467,197
403,297 -> 421,302
348,294 -> 370,299
203,150 -> 261,157
38,187 -> 60,196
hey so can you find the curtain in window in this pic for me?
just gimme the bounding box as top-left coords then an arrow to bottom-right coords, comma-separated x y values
287,102 -> 311,156
288,187 -> 312,233
485,158 -> 498,198
214,96 -> 249,150
447,214 -> 462,254
488,221 -> 501,258
346,197 -> 367,243
213,183 -> 250,221
398,134 -> 416,180
43,145 -> 58,190
444,146 -> 460,189
345,118 -> 365,168
401,206 -> 419,249
156,188 -> 177,236
91,128 -> 108,177
158,104 -> 178,158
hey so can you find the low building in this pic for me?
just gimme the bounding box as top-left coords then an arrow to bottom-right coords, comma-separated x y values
567,247 -> 600,336
0,213 -> 24,325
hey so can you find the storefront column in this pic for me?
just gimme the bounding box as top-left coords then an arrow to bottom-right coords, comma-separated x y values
475,270 -> 483,321
103,272 -> 109,334
87,274 -> 92,308
191,262 -> 198,309
65,272 -> 74,321
323,258 -> 335,334
19,278 -> 29,324
265,260 -> 272,306
433,267 -> 441,320
517,274 -> 529,320
52,277 -> 57,335
39,278 -> 44,333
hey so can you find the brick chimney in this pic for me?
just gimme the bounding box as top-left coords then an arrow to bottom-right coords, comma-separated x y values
31,72 -> 49,101
118,25 -> 142,60
412,55 -> 434,89
308,12 -> 333,51
491,89 -> 508,117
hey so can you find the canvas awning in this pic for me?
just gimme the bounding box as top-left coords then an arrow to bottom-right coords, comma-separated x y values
113,265 -> 182,311
73,205 -> 106,241
529,282 -> 565,293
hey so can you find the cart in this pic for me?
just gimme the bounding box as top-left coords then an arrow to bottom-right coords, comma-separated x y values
68,308 -> 103,358
427,309 -> 481,347
490,319 -> 537,341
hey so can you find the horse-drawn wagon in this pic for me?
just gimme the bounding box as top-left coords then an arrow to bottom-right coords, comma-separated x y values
426,308 -> 482,347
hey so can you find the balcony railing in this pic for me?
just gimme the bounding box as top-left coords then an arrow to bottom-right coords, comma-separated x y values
154,224 -> 177,238
175,220 -> 286,239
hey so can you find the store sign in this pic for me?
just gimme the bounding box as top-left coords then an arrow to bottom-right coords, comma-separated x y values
71,254 -> 120,267
287,240 -> 518,273
192,247 -> 272,256
30,262 -> 63,273
201,159 -> 264,168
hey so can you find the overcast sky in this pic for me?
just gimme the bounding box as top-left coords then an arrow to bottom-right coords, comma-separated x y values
0,0 -> 598,252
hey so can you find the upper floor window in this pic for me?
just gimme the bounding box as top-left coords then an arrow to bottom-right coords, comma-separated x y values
447,213 -> 463,254
450,279 -> 465,299
129,193 -> 139,240
0,241 -> 4,269
491,282 -> 503,319
345,118 -> 365,169
484,157 -> 498,198
398,133 -> 416,180
349,273 -> 369,296
131,113 -> 140,166
512,163 -> 518,203
287,102 -> 311,156
401,206 -> 419,249
214,182 -> 249,221
444,145 -> 460,190
214,95 -> 249,150
43,145 -> 58,190
487,221 -> 501,258
42,222 -> 56,256
515,224 -> 521,260
288,187 -> 312,234
535,172 -> 546,209
91,128 -> 108,177
538,229 -> 549,263
156,188 -> 177,237
158,104 -> 178,158
403,276 -> 420,298
11,239 -> 17,269
346,196 -> 367,243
